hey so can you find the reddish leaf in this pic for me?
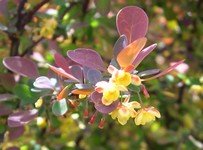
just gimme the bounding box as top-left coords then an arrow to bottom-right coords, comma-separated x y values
3,57 -> 39,79
0,73 -> 16,91
70,65 -> 83,83
133,43 -> 157,68
116,6 -> 148,43
113,35 -> 128,59
117,37 -> 147,68
142,60 -> 185,81
54,53 -> 72,74
48,64 -> 80,82
57,86 -> 69,101
72,89 -> 94,95
8,109 -> 38,127
67,48 -> 106,71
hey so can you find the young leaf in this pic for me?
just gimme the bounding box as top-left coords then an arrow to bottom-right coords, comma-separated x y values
52,98 -> 68,116
8,109 -> 38,127
116,6 -> 148,43
137,69 -> 160,77
67,48 -> 106,71
117,37 -> 147,68
113,35 -> 128,59
57,86 -> 69,101
142,60 -> 185,81
133,43 -> 157,68
3,57 -> 39,79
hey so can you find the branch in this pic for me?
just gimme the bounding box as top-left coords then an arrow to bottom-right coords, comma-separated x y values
22,0 -> 50,27
20,37 -> 44,57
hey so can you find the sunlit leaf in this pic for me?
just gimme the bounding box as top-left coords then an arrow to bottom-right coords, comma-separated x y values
33,76 -> 54,90
116,6 -> 148,43
67,48 -> 106,71
3,57 -> 39,79
72,89 -> 94,95
8,109 -> 38,127
52,98 -> 68,116
142,60 -> 185,81
117,37 -> 147,68
133,43 -> 157,68
57,86 -> 69,101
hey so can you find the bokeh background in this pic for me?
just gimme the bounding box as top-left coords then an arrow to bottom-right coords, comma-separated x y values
0,0 -> 203,150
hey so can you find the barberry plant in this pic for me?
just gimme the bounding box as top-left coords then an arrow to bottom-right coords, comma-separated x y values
3,6 -> 184,129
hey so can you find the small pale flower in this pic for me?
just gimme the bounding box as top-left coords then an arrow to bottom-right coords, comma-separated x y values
134,106 -> 161,125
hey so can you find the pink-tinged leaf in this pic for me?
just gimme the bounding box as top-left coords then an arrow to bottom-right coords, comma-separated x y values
8,109 -> 38,127
142,60 -> 185,81
9,126 -> 25,140
33,76 -> 54,90
70,65 -> 83,83
0,93 -> 16,102
117,37 -> 147,68
94,0 -> 111,16
67,48 -> 106,71
0,104 -> 13,116
113,35 -> 128,59
116,6 -> 148,43
137,69 -> 160,77
3,57 -> 39,79
54,53 -> 72,74
91,92 -> 119,114
48,64 -> 80,82
87,69 -> 102,84
133,43 -> 157,68
170,62 -> 189,74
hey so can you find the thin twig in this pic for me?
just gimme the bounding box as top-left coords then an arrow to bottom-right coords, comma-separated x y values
20,37 -> 44,56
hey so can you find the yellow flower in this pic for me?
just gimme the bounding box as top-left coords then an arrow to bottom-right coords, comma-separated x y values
134,107 -> 161,125
36,117 -> 47,128
35,97 -> 43,108
95,81 -> 127,106
112,70 -> 132,86
110,95 -> 141,125
79,94 -> 87,99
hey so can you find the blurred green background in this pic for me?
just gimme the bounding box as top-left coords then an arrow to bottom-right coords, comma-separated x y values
0,0 -> 203,150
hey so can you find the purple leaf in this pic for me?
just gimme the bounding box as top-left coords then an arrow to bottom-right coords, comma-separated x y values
0,93 -> 16,102
3,57 -> 39,79
116,6 -> 148,43
0,73 -> 16,91
142,60 -> 185,81
75,84 -> 93,89
54,53 -> 72,74
70,65 -> 84,83
87,69 -> 102,85
67,48 -> 106,71
133,43 -> 157,68
0,104 -> 13,116
91,92 -> 119,114
8,109 -> 38,127
113,35 -> 128,59
137,69 -> 160,77
33,76 -> 54,90
9,126 -> 25,140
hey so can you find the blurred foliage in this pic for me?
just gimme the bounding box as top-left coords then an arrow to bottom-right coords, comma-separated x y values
0,0 -> 203,150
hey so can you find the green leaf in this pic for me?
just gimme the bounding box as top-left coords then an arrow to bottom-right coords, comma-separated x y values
14,84 -> 39,105
128,84 -> 141,92
52,99 -> 68,116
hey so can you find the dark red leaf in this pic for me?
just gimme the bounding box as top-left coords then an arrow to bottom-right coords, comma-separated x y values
54,53 -> 72,74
